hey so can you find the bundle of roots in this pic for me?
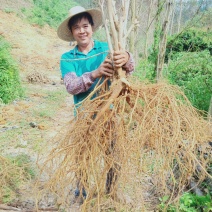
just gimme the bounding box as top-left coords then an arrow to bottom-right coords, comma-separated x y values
37,76 -> 212,211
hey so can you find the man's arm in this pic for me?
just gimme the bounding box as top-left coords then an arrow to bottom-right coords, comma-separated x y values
122,52 -> 135,75
63,52 -> 135,95
63,57 -> 113,95
64,72 -> 95,95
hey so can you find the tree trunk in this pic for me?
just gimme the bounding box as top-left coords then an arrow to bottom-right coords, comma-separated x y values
129,0 -> 136,54
169,0 -> 176,35
208,96 -> 212,122
177,0 -> 183,33
156,1 -> 173,81
144,0 -> 153,59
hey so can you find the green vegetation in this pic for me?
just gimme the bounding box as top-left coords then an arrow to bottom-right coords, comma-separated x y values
133,59 -> 155,82
165,50 -> 212,112
21,0 -> 105,38
22,0 -> 78,28
159,192 -> 212,212
165,29 -> 211,112
166,29 -> 212,62
0,36 -> 24,104
137,28 -> 212,112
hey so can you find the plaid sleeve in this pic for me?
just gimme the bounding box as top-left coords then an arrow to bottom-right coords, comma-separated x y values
64,72 -> 95,95
122,52 -> 135,75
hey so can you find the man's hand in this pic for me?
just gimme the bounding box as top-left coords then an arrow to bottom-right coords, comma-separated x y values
113,50 -> 129,68
92,58 -> 114,79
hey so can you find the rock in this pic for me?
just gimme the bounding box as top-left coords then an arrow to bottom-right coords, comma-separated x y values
29,122 -> 37,128
19,139 -> 28,147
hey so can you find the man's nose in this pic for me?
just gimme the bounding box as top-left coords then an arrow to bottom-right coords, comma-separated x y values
79,27 -> 85,33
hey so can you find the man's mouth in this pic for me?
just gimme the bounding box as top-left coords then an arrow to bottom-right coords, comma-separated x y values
79,35 -> 87,39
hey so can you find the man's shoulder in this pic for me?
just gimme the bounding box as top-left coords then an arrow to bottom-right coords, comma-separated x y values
94,40 -> 109,50
61,48 -> 76,59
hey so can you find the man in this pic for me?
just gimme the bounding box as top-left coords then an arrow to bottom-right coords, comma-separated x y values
57,5 -> 135,203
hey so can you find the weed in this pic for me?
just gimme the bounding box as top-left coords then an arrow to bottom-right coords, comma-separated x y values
0,36 -> 24,104
159,192 -> 212,212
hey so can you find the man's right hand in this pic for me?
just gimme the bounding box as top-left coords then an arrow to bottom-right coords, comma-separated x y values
92,58 -> 114,79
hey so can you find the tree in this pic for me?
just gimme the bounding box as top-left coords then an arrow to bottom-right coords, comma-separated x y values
156,1 -> 173,80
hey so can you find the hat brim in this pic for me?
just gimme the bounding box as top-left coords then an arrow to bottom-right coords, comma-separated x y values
57,9 -> 102,42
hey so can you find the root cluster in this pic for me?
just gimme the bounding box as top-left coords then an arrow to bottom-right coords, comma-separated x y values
38,78 -> 212,211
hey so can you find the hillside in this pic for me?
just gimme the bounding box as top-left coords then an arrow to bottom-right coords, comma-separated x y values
0,4 -> 77,211
0,10 -> 70,79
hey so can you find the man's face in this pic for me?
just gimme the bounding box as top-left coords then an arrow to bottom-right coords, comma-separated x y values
71,17 -> 93,46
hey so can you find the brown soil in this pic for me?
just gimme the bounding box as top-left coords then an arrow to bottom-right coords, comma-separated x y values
0,0 -> 32,12
0,9 -> 70,79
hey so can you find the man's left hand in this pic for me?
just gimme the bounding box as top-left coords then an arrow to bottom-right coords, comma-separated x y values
113,50 -> 129,68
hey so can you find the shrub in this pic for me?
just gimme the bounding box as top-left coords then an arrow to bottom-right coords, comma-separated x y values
0,36 -> 24,104
165,50 -> 212,112
166,29 -> 212,62
133,59 -> 156,82
159,192 -> 212,212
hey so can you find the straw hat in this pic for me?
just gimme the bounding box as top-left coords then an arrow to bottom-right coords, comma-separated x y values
57,6 -> 102,42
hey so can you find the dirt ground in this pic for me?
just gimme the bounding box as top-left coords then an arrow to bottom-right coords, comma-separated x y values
0,0 -> 32,12
0,3 -> 79,211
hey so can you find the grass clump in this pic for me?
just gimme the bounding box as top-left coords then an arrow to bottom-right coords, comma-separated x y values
0,36 -> 24,104
0,154 -> 35,203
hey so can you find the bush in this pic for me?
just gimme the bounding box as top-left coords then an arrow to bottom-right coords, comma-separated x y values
159,192 -> 212,212
165,50 -> 212,112
133,59 -> 156,82
166,29 -> 212,62
0,36 -> 24,104
23,0 -> 78,28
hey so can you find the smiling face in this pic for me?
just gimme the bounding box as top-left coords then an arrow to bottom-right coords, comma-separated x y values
71,17 -> 94,48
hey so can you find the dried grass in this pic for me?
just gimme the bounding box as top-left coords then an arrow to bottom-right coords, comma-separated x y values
0,155 -> 31,202
26,71 -> 50,84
